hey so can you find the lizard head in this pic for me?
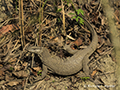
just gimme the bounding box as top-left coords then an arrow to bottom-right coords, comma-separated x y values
26,46 -> 44,54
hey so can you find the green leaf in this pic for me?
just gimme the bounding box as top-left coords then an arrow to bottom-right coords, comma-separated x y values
76,16 -> 81,22
38,70 -> 42,73
72,16 -> 76,19
86,77 -> 90,79
58,8 -> 62,12
80,17 -> 84,25
68,13 -> 75,15
76,9 -> 84,16
10,67 -> 14,70
66,0 -> 70,3
57,18 -> 61,22
79,9 -> 84,16
65,86 -> 67,89
52,80 -> 55,82
76,17 -> 79,22
37,70 -> 42,75
55,7 -> 57,12
80,77 -> 83,79
76,9 -> 80,15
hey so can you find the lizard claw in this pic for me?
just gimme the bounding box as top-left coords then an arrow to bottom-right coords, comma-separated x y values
33,64 -> 48,82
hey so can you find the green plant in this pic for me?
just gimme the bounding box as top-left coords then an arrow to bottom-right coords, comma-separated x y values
70,9 -> 84,25
10,67 -> 14,71
65,86 -> 68,89
62,0 -> 85,25
57,18 -> 62,22
37,70 -> 42,76
53,0 -> 84,25
62,0 -> 70,6
52,80 -> 55,83
53,4 -> 62,22
68,0 -> 85,25
56,8 -> 62,13
80,77 -> 90,80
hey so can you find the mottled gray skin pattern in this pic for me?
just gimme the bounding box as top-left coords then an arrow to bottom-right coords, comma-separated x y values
27,14 -> 98,79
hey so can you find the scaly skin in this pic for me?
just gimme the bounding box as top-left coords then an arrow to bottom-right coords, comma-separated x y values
27,14 -> 98,79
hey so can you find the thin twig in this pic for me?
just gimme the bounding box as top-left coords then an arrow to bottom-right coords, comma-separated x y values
61,0 -> 66,36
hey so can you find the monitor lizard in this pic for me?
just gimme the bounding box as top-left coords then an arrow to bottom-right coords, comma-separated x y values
26,13 -> 98,81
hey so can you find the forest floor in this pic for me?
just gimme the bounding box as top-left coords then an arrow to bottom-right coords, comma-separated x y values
0,0 -> 120,90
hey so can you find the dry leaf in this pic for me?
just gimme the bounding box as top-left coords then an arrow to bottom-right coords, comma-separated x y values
14,65 -> 21,71
7,80 -> 22,86
13,70 -> 30,78
0,24 -> 19,37
30,68 -> 38,76
22,62 -> 28,67
91,69 -> 97,78
73,38 -> 82,46
33,67 -> 41,72
0,70 -> 4,76
97,49 -> 102,53
8,58 -> 17,63
52,36 -> 64,46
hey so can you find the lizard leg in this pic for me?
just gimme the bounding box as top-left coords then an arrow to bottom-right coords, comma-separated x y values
41,64 -> 48,79
82,56 -> 95,82
82,56 -> 96,81
33,64 -> 47,82
82,56 -> 102,89
82,56 -> 90,76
